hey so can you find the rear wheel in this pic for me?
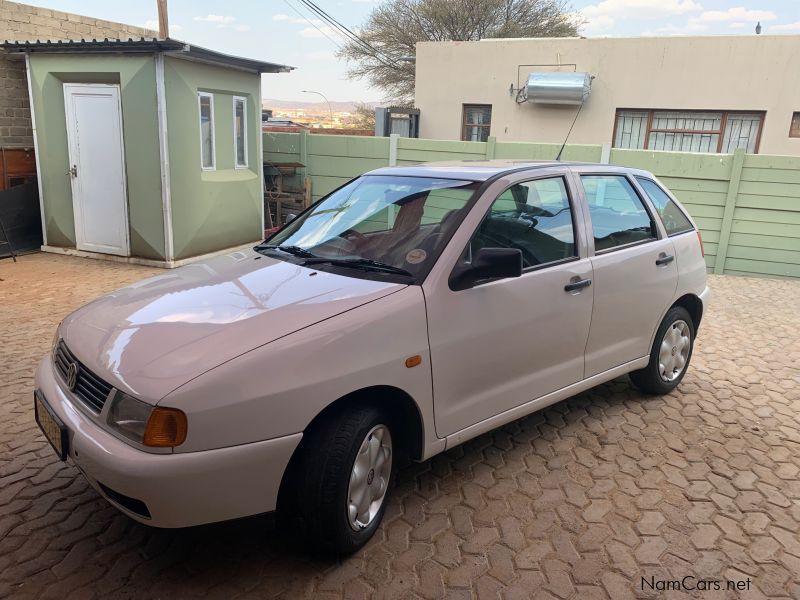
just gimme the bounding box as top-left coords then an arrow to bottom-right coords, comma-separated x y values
630,306 -> 695,395
287,405 -> 394,555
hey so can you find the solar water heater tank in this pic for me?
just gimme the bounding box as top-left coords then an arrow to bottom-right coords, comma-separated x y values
525,72 -> 592,105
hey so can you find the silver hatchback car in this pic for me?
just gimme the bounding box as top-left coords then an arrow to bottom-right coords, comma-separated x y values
35,161 -> 708,554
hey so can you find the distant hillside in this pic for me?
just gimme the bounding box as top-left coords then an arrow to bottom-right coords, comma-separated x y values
263,99 -> 380,113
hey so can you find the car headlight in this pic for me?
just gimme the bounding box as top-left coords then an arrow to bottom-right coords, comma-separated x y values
107,391 -> 187,448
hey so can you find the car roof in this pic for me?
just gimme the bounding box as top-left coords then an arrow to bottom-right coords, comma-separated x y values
365,160 -> 649,181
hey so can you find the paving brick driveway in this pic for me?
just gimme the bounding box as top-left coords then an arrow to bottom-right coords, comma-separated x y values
1,253 -> 799,600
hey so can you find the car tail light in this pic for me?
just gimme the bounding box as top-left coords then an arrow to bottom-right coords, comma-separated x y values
143,407 -> 188,447
697,231 -> 704,257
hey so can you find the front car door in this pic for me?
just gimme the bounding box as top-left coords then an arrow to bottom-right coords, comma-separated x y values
573,170 -> 679,377
423,169 -> 594,441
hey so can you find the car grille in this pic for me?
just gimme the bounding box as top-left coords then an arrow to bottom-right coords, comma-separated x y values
53,340 -> 113,412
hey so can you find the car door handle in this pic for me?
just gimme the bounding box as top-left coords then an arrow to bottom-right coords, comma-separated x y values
564,278 -> 592,292
656,254 -> 675,266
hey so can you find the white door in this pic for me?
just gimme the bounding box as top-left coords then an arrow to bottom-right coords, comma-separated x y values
424,175 -> 594,438
63,84 -> 130,256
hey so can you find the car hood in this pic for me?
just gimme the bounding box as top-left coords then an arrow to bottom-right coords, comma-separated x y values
61,249 -> 405,403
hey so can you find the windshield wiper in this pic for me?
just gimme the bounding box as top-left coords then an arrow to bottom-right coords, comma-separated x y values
254,244 -> 318,258
302,257 -> 413,277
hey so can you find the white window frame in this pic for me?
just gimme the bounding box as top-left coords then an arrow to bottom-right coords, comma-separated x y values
198,91 -> 216,171
233,95 -> 248,169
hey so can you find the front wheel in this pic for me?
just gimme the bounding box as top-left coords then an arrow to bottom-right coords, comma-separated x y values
630,306 -> 695,395
290,405 -> 394,555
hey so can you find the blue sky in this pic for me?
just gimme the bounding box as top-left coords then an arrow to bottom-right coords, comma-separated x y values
20,1 -> 800,102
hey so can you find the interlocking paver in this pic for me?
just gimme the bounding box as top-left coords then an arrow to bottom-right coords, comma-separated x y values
1,253 -> 799,598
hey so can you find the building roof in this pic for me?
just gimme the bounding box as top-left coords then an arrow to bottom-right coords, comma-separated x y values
0,37 -> 294,73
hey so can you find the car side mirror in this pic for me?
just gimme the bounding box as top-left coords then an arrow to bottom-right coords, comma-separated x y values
449,247 -> 523,291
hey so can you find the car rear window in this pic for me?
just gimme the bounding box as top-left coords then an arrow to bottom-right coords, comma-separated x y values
636,177 -> 694,236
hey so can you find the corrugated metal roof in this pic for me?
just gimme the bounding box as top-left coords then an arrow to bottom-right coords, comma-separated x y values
1,37 -> 294,73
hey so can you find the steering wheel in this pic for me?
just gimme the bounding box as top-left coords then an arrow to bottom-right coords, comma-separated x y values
340,229 -> 367,244
518,214 -> 539,228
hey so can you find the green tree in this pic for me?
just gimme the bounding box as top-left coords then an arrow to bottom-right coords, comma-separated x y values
340,0 -> 581,102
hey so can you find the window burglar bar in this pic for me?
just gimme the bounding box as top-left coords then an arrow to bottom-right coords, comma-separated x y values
613,109 -> 764,154
462,104 -> 492,142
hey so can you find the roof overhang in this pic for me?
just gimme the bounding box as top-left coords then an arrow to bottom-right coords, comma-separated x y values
1,38 -> 294,73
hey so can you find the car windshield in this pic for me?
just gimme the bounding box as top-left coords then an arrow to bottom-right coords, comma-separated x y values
262,175 -> 480,282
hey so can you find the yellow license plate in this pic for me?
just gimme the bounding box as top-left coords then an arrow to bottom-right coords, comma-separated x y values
35,391 -> 68,461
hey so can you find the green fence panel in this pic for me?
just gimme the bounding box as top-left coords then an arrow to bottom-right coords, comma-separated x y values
262,131 -> 800,278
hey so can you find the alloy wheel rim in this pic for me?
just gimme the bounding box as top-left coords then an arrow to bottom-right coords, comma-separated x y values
347,424 -> 392,531
659,319 -> 691,382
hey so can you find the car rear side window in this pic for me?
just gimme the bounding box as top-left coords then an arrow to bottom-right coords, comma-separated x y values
470,177 -> 576,269
580,175 -> 656,252
636,177 -> 694,236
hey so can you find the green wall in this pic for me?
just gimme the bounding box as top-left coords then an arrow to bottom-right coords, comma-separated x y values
29,54 -> 165,259
265,131 -> 800,279
164,57 -> 261,260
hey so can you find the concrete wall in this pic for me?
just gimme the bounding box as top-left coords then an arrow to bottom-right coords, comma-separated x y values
28,54 -> 165,259
414,36 -> 800,156
265,131 -> 800,279
164,57 -> 262,260
0,0 -> 154,147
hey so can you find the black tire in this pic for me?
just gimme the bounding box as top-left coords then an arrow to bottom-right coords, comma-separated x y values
630,306 -> 695,395
284,404 -> 395,556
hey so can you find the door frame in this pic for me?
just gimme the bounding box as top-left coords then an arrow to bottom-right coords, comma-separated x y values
63,82 -> 131,256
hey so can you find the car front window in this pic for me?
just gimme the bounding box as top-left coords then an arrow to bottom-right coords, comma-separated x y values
263,175 -> 479,282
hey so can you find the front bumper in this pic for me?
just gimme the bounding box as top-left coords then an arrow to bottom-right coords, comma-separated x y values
34,355 -> 302,528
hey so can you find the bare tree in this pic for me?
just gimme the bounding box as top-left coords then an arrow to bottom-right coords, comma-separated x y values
340,0 -> 581,102
350,102 -> 377,130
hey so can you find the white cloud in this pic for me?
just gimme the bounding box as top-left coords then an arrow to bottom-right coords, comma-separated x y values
194,14 -> 236,25
235,25 -> 251,32
272,14 -> 291,21
307,50 -> 336,61
771,21 -> 800,32
695,7 -> 776,23
581,0 -> 702,21
142,19 -> 182,32
581,14 -> 615,34
729,22 -> 745,28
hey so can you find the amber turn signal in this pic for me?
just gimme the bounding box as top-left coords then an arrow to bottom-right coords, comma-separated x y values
143,407 -> 188,447
405,355 -> 422,368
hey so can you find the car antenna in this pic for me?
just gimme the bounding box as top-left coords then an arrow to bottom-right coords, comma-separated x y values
555,102 -> 585,161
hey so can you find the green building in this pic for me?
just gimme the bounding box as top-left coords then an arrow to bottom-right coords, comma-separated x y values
2,38 -> 291,266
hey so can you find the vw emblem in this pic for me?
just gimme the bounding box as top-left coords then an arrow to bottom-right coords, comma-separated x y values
66,362 -> 79,391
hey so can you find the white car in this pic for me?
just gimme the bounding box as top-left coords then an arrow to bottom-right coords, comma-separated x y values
35,161 -> 708,554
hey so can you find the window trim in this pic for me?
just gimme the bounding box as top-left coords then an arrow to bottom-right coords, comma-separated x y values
790,112 -> 800,138
634,176 -> 695,238
578,172 -> 661,256
612,108 -> 765,154
198,91 -> 216,171
232,95 -> 248,169
456,174 -> 581,283
461,104 -> 492,142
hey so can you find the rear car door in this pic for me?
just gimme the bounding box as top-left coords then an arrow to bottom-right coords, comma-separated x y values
576,172 -> 678,377
423,172 -> 594,439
